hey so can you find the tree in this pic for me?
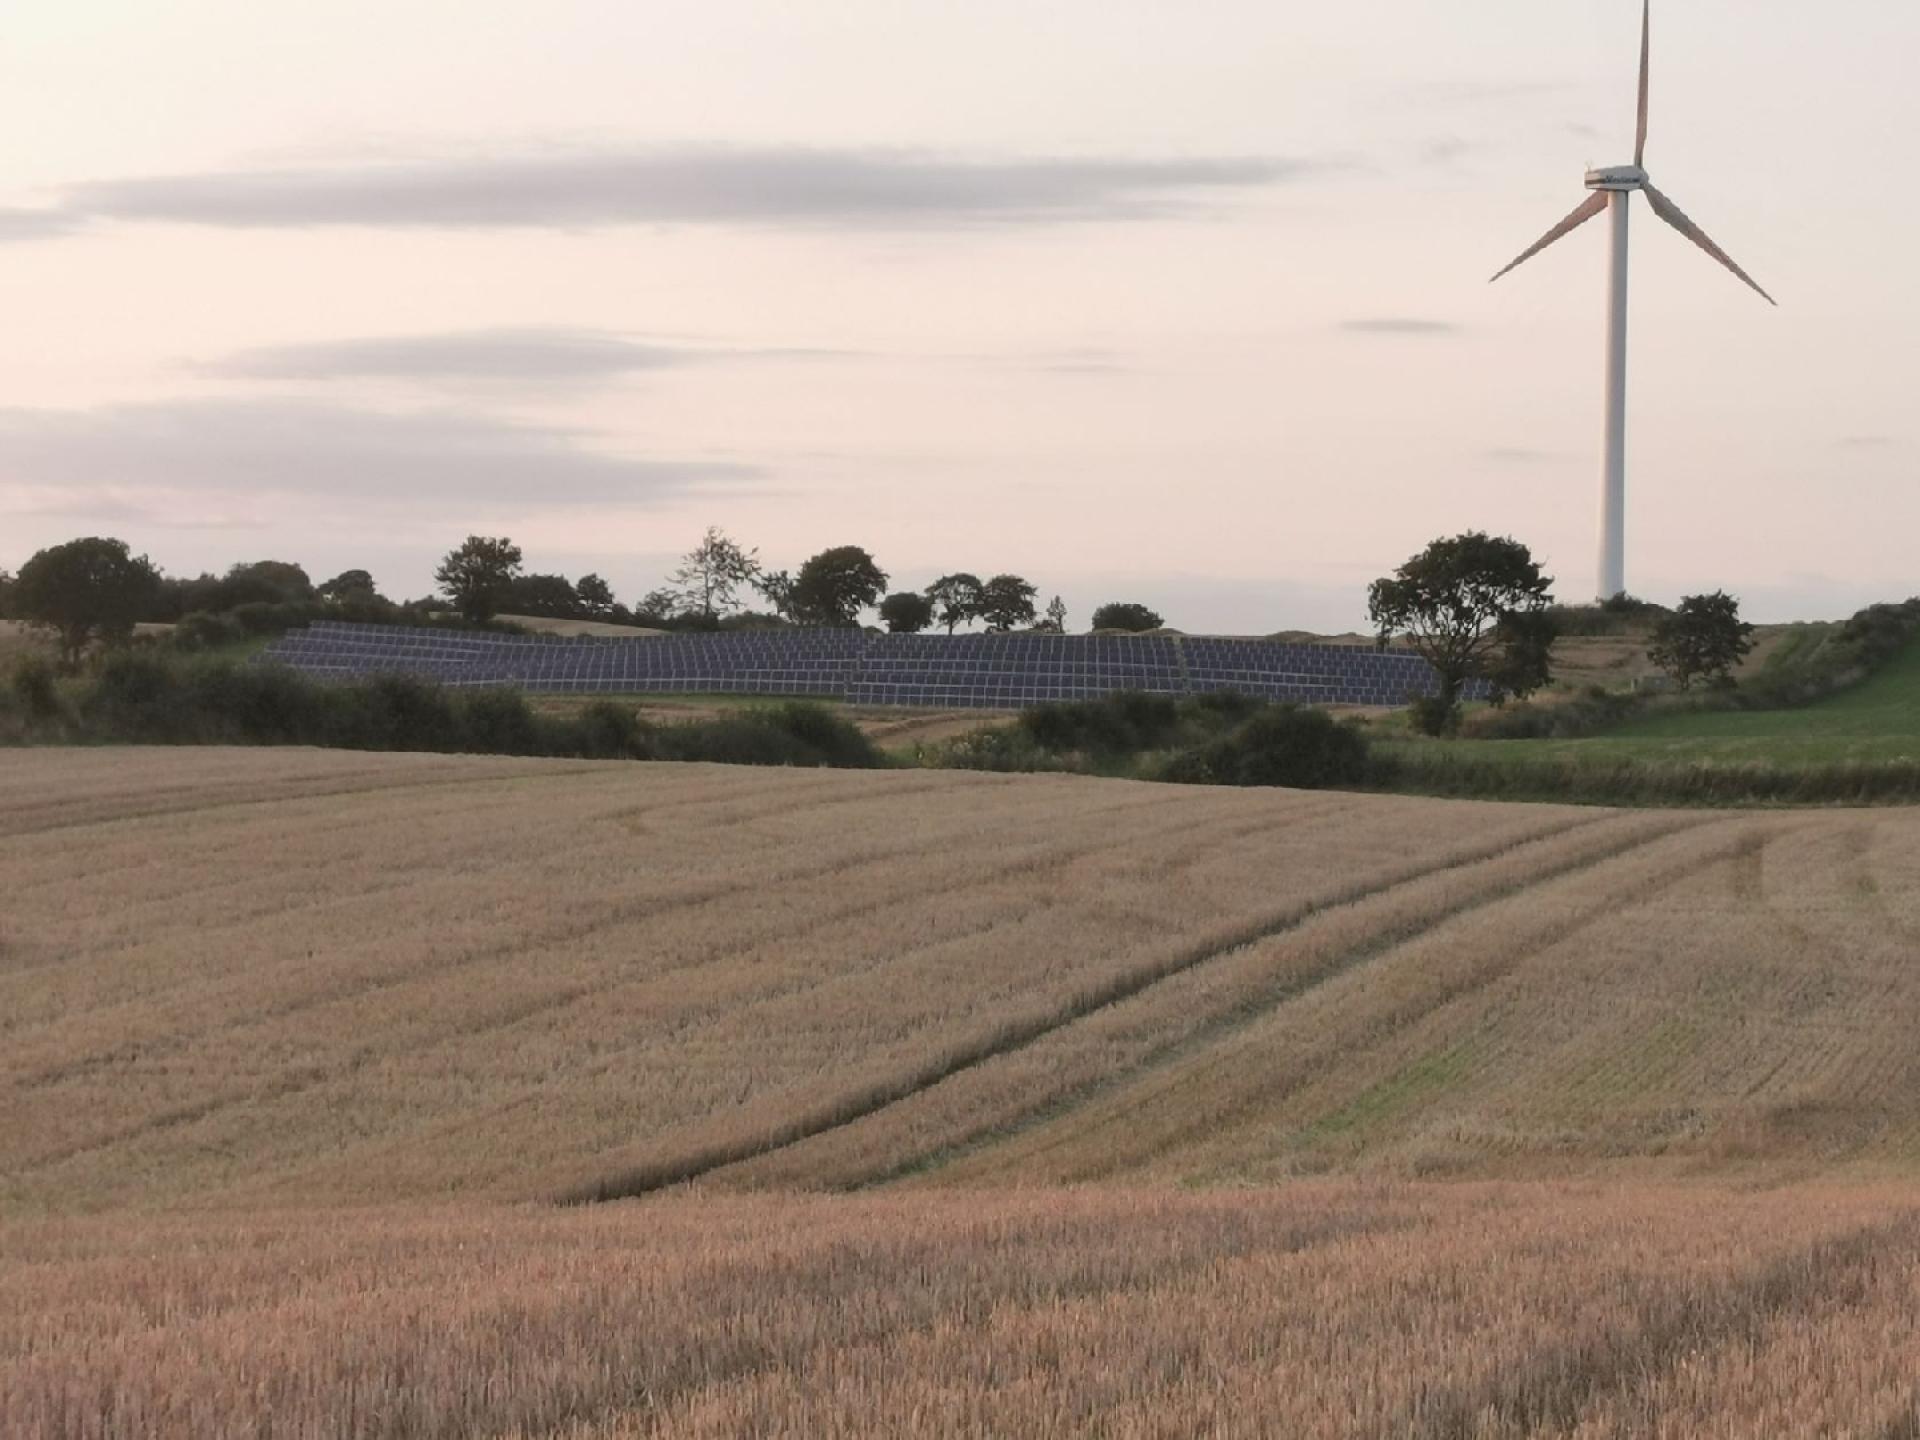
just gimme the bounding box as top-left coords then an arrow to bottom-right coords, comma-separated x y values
1091,602 -> 1163,633
632,587 -> 685,626
575,573 -> 616,618
924,573 -> 983,634
318,569 -> 378,602
976,574 -> 1038,633
503,573 -> 585,620
1367,532 -> 1556,734
671,526 -> 760,619
1648,590 -> 1754,690
755,569 -> 796,621
0,568 -> 14,618
1039,595 -> 1068,633
223,560 -> 314,606
12,536 -> 163,665
879,591 -> 935,634
790,546 -> 888,626
435,536 -> 523,622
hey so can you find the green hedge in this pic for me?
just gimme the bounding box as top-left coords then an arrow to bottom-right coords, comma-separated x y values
12,652 -> 879,769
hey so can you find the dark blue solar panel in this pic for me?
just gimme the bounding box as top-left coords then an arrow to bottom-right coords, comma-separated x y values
256,622 -> 1479,709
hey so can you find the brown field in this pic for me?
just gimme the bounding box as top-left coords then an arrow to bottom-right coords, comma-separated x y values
8,1183 -> 1920,1439
7,748 -> 1919,1434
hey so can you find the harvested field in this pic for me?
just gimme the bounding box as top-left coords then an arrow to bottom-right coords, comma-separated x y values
9,748 -> 1920,1436
6,749 -> 1920,1214
6,1184 -> 1920,1439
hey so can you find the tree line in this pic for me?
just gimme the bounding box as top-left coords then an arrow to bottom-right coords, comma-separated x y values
2,529 -> 1757,736
0,527 -> 1177,667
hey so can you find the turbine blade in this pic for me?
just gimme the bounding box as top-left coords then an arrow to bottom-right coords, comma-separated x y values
1489,192 -> 1610,284
1634,0 -> 1652,167
1642,183 -> 1777,305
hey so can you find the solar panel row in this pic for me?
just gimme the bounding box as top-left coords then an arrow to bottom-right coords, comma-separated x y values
257,621 -> 1489,708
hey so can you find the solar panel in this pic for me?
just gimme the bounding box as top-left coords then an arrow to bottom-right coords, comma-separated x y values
257,623 -> 1479,709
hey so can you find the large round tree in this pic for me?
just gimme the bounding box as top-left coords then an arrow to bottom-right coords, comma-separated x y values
1367,532 -> 1555,733
13,536 -> 163,666
790,546 -> 888,626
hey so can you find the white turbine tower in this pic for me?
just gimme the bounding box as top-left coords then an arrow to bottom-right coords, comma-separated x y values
1490,0 -> 1774,602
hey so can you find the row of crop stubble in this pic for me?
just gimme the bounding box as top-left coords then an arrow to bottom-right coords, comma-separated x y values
6,1184 -> 1920,1439
7,748 -> 1920,1214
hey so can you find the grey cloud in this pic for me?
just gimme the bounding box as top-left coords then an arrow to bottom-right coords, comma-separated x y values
0,208 -> 78,243
0,399 -> 759,508
1340,318 -> 1462,336
1419,137 -> 1475,165
57,146 -> 1316,232
0,490 -> 270,529
1838,434 -> 1896,449
207,327 -> 835,383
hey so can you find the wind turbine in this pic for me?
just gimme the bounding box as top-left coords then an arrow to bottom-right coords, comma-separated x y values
1490,0 -> 1774,602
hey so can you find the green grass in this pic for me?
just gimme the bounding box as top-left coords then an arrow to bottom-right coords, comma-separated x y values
1466,639 -> 1920,768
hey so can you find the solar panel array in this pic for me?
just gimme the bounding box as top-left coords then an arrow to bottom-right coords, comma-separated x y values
846,633 -> 1183,708
1184,638 -> 1491,707
259,620 -> 1480,708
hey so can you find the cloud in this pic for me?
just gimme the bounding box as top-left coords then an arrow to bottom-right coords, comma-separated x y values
0,208 -> 78,243
0,399 -> 760,510
1340,318 -> 1462,336
53,146 -> 1317,233
206,327 -> 834,384
1838,434 -> 1896,449
1483,446 -> 1564,463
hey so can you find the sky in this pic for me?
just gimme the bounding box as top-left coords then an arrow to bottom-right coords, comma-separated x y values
0,0 -> 1913,633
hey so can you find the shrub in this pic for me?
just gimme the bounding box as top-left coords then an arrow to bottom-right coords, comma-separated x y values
1407,695 -> 1457,738
170,610 -> 248,653
750,702 -> 881,768
10,654 -> 63,722
1159,705 -> 1371,790
80,651 -> 187,740
574,701 -> 659,760
656,704 -> 880,769
185,662 -> 319,744
933,724 -> 1076,774
1188,690 -> 1263,725
228,601 -> 319,636
1461,685 -> 1643,740
321,672 -> 462,752
457,687 -> 550,755
1020,692 -> 1182,755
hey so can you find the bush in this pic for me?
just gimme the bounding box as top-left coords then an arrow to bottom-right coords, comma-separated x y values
1461,685 -> 1643,740
1020,691 -> 1182,755
657,703 -> 881,769
186,662 -> 320,744
320,673 -> 460,751
457,687 -> 551,755
228,600 -> 320,636
1407,695 -> 1457,737
80,651 -> 187,739
1158,705 -> 1370,790
170,610 -> 248,653
1188,689 -> 1264,725
933,724 -> 1077,774
10,654 -> 63,722
574,701 -> 659,759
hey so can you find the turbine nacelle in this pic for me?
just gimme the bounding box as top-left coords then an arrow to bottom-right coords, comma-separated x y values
1584,165 -> 1647,192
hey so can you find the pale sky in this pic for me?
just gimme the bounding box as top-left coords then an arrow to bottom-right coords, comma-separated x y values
1,0 -> 1912,632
